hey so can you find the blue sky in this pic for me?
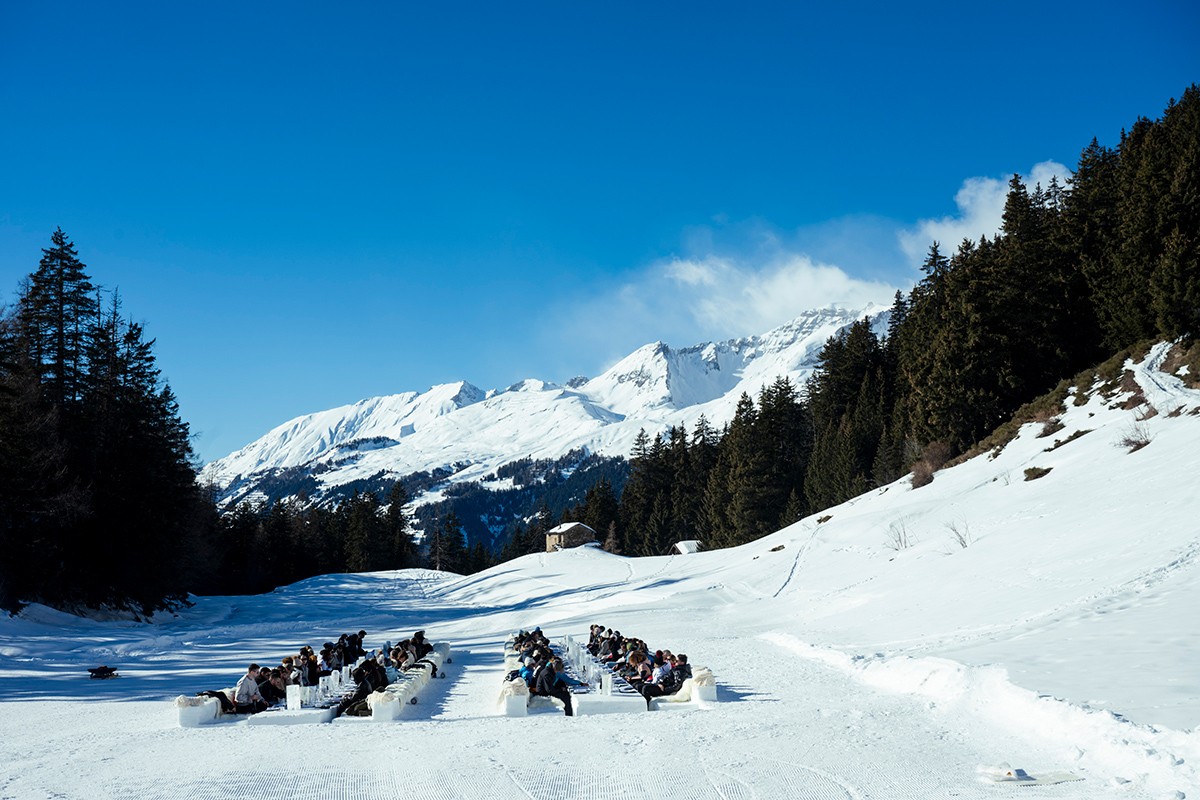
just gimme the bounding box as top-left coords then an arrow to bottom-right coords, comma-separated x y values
1,1 -> 1197,463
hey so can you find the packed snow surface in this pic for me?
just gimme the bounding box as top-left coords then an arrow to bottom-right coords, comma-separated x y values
2,343 -> 1198,799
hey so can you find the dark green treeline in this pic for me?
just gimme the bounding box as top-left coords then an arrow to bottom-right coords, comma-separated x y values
608,85 -> 1200,555
0,229 -> 209,613
0,232 -> 479,614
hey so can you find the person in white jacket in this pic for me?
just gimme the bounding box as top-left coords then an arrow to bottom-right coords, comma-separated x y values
234,664 -> 267,714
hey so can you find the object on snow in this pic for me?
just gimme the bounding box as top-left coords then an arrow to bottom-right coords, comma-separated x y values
88,666 -> 118,679
976,764 -> 1082,786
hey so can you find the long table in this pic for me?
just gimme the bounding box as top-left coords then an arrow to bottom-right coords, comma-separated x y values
558,635 -> 647,716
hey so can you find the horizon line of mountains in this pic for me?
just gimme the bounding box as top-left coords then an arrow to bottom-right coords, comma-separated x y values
202,303 -> 885,534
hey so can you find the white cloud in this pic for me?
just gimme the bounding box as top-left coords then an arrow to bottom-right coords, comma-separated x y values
543,238 -> 900,379
898,160 -> 1072,268
661,252 -> 895,337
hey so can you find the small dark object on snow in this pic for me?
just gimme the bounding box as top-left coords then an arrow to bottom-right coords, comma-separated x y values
89,666 -> 118,679
769,545 -> 785,552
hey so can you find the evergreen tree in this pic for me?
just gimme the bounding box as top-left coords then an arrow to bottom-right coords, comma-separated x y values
1151,227 -> 1200,339
0,311 -> 83,609
572,477 -> 619,541
703,394 -> 763,548
19,228 -> 97,410
619,429 -> 666,555
468,541 -> 492,573
429,512 -> 467,573
805,320 -> 886,508
602,520 -> 622,555
1150,87 -> 1200,339
4,231 -> 207,610
1069,138 -> 1127,349
343,491 -> 385,573
385,481 -> 417,568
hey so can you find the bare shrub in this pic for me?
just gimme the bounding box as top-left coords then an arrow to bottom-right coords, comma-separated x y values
910,460 -> 934,489
886,521 -> 915,551
952,379 -> 1074,465
1118,370 -> 1147,410
911,440 -> 952,487
1038,417 -> 1065,438
1137,405 -> 1159,421
1119,423 -> 1152,452
1045,429 -> 1092,452
922,441 -> 952,470
1161,340 -> 1200,389
1095,343 -> 1151,398
1072,370 -> 1098,405
1024,466 -> 1052,481
946,521 -> 972,549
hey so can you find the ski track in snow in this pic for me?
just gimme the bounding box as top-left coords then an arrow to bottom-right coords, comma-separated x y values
772,524 -> 819,599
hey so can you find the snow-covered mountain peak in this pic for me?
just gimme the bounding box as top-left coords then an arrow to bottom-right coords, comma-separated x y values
502,378 -> 559,395
201,303 -> 881,506
202,380 -> 486,485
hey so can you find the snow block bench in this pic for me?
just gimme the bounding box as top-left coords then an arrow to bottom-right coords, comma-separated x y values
368,642 -> 451,722
648,666 -> 717,710
175,693 -> 228,727
498,677 -> 529,716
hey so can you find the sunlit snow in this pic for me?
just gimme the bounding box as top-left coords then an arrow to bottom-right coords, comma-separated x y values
2,343 -> 1197,798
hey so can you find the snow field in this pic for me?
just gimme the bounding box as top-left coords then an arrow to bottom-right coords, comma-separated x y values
2,343 -> 1198,798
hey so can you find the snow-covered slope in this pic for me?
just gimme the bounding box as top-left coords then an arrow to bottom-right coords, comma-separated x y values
2,343 -> 1196,799
202,304 -> 880,506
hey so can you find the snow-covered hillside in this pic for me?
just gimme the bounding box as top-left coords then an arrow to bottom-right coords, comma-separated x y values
2,342 -> 1196,799
202,305 -> 882,507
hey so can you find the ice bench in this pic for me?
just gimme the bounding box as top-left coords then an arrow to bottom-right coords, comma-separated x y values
648,666 -> 717,710
367,642 -> 451,721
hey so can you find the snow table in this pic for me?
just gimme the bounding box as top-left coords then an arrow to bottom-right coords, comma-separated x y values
246,706 -> 337,726
561,634 -> 718,712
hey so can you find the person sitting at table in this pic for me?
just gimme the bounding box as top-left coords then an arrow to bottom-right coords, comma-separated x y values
233,664 -> 268,714
336,659 -> 385,717
641,654 -> 691,707
258,667 -> 287,705
534,658 -> 574,716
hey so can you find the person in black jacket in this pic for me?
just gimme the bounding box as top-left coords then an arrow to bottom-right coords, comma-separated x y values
534,659 -> 574,716
336,660 -> 384,717
641,654 -> 691,707
257,667 -> 286,705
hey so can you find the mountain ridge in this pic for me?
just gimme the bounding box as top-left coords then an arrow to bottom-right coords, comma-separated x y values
202,303 -> 884,508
